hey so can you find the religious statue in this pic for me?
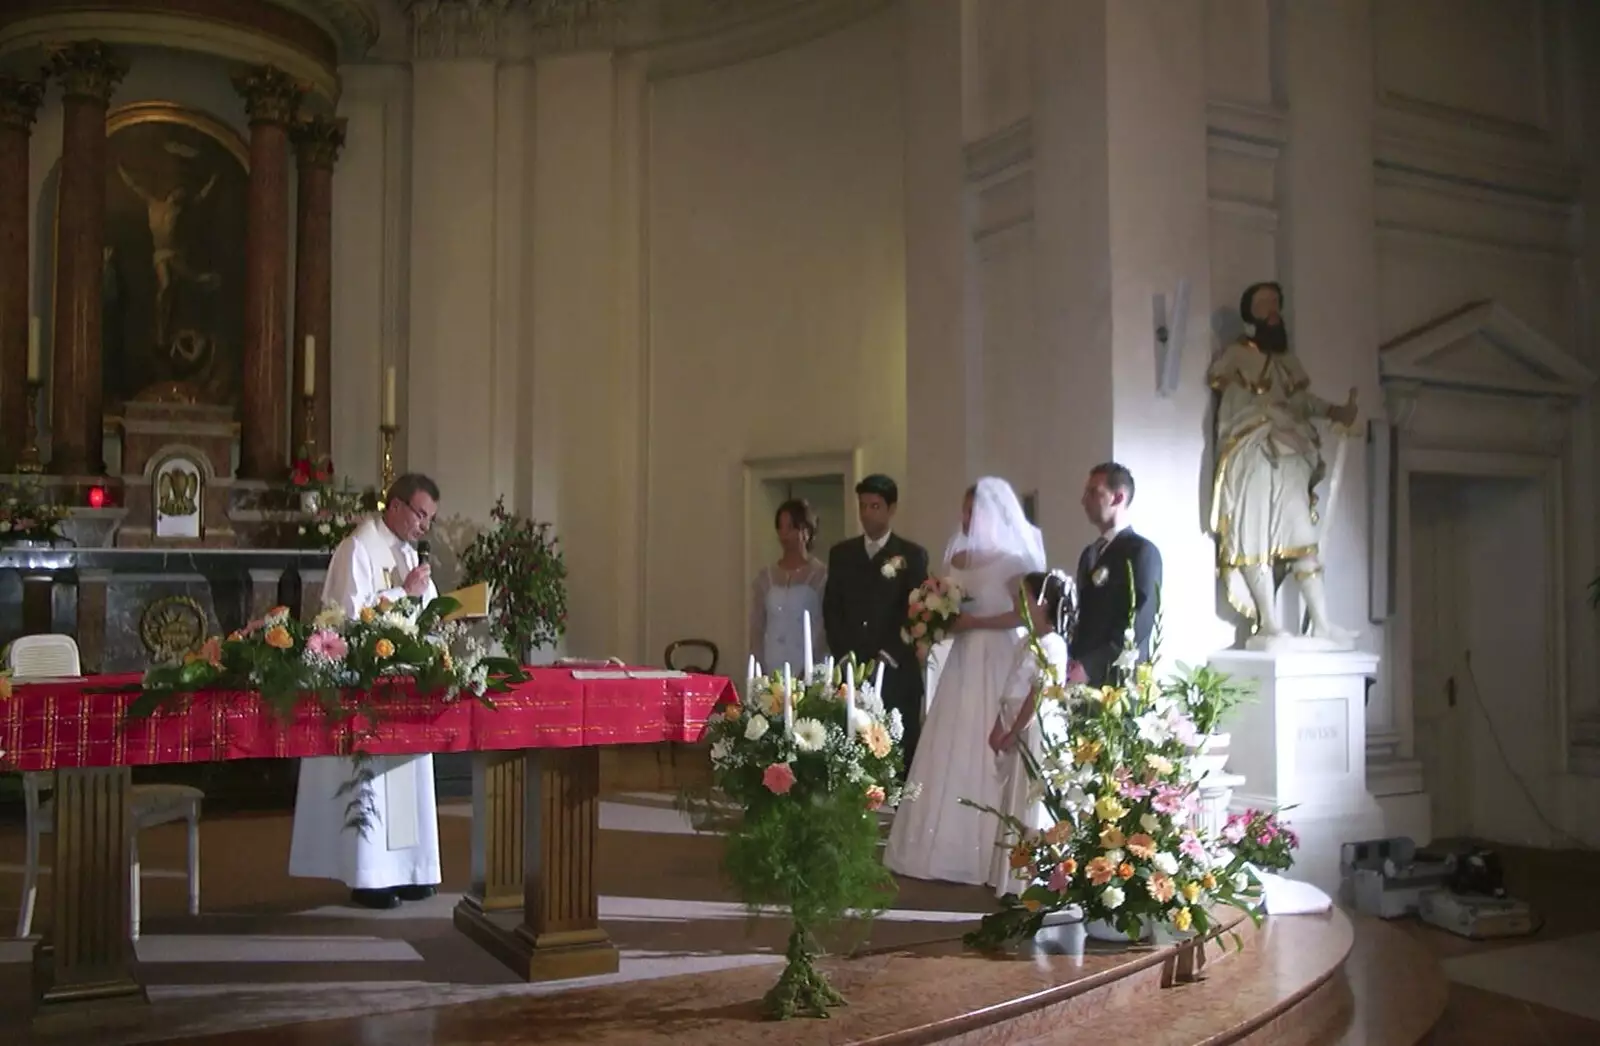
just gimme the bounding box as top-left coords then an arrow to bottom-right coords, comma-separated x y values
1208,281 -> 1359,650
117,163 -> 220,350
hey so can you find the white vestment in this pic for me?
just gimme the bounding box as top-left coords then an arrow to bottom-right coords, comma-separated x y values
288,516 -> 442,890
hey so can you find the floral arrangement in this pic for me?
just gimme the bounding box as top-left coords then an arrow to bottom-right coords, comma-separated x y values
690,658 -> 912,1019
128,595 -> 523,722
290,451 -> 335,490
1222,808 -> 1299,873
0,481 -> 71,543
286,448 -> 374,552
901,576 -> 965,661
964,572 -> 1262,950
458,496 -> 568,659
1158,661 -> 1253,737
294,484 -> 372,552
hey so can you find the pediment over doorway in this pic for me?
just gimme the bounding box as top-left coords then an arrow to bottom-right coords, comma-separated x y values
1379,301 -> 1595,398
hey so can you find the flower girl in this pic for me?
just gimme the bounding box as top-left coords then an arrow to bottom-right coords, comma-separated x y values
986,569 -> 1076,898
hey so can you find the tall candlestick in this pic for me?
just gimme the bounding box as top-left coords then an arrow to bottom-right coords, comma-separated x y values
845,662 -> 856,733
26,316 -> 40,382
781,664 -> 793,733
303,335 -> 316,397
383,365 -> 397,427
802,610 -> 813,674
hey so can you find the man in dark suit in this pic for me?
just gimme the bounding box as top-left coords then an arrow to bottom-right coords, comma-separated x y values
1069,462 -> 1163,686
823,474 -> 930,770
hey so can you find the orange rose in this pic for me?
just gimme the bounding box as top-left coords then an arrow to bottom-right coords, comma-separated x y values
1008,842 -> 1033,870
1061,857 -> 1078,876
360,607 -> 377,623
1202,872 -> 1218,891
0,672 -> 12,702
267,606 -> 290,619
374,638 -> 395,659
185,637 -> 223,667
1117,861 -> 1135,880
264,625 -> 293,650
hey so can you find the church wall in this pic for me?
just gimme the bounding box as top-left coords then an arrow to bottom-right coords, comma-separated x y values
640,10 -> 908,669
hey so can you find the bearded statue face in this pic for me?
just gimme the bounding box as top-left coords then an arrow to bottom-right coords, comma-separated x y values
1245,283 -> 1288,354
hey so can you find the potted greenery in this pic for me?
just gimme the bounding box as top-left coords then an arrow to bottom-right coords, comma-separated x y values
1159,661 -> 1253,782
458,496 -> 567,663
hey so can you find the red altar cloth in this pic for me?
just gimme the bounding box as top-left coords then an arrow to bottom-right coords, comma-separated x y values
0,669 -> 732,772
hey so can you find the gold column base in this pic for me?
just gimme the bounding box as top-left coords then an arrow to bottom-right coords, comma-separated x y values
453,747 -> 619,982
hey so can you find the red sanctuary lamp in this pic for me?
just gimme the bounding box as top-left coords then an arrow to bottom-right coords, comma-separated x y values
87,485 -> 107,508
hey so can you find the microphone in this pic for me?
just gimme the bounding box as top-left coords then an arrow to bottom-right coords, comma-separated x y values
417,540 -> 430,565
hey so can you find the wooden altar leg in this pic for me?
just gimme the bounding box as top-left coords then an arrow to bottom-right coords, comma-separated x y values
453,747 -> 619,981
32,767 -> 147,1015
462,750 -> 525,912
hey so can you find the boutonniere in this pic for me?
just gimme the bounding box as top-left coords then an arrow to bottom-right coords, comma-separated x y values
1091,566 -> 1109,587
881,555 -> 907,579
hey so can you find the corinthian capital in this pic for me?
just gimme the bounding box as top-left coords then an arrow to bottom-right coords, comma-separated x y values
233,65 -> 307,127
0,77 -> 46,131
293,115 -> 348,170
45,40 -> 128,104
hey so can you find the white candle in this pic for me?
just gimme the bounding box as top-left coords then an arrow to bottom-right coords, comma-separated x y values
303,335 -> 316,397
383,365 -> 397,427
874,659 -> 885,696
26,316 -> 40,382
781,664 -> 793,733
845,661 -> 856,733
746,654 -> 756,697
802,610 -> 813,674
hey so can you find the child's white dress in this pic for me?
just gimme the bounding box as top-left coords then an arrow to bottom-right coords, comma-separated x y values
985,631 -> 1069,897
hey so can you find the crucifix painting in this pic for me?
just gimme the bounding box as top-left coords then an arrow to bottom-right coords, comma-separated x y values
100,103 -> 248,408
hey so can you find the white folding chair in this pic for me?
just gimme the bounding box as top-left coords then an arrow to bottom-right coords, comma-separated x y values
11,635 -> 204,940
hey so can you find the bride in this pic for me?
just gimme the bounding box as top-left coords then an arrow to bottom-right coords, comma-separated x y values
884,477 -> 1046,885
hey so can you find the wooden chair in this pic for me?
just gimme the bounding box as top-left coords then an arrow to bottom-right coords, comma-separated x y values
11,635 -> 204,940
663,639 -> 719,675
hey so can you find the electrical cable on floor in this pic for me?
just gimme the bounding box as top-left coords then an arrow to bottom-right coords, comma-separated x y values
1461,650 -> 1597,851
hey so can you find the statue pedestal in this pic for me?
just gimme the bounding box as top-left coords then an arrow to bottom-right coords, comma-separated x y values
1207,649 -> 1385,898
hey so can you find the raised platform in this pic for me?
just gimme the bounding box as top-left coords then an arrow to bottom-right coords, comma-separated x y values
0,796 -> 1447,1046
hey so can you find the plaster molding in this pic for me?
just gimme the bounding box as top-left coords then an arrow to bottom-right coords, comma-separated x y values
963,118 -> 1031,186
274,0 -> 381,58
402,0 -> 886,66
1379,300 -> 1596,400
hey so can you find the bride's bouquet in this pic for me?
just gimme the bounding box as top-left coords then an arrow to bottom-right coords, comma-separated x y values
902,576 -> 965,660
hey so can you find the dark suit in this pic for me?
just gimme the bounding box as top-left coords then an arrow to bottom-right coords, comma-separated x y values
1070,529 -> 1162,686
822,532 -> 930,769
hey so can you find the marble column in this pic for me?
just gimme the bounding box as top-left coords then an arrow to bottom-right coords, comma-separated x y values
0,77 -> 44,472
232,66 -> 303,480
290,116 -> 344,458
45,42 -> 126,477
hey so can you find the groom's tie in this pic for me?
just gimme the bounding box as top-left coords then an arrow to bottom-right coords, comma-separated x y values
1091,536 -> 1109,563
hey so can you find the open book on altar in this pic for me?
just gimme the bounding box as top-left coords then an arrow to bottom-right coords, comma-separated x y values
439,582 -> 490,621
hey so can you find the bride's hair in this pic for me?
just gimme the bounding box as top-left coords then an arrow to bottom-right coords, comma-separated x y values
1023,569 -> 1077,638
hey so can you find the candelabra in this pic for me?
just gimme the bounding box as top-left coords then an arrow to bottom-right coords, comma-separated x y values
15,380 -> 43,473
379,424 -> 397,496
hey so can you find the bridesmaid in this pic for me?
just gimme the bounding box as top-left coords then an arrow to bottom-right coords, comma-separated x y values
749,499 -> 828,675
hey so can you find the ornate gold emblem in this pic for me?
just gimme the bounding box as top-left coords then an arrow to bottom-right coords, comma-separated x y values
139,596 -> 208,662
157,467 -> 200,517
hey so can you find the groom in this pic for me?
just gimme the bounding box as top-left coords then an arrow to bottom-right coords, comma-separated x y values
1070,462 -> 1163,686
823,474 -> 930,770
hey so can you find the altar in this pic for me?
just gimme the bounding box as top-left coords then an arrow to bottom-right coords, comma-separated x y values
2,668 -> 730,1024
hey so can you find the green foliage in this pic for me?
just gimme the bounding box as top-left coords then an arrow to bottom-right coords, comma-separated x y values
459,496 -> 568,658
0,479 -> 70,542
685,659 -> 906,1019
1159,661 -> 1254,736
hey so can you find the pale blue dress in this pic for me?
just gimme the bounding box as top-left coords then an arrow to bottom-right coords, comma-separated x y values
749,559 -> 828,675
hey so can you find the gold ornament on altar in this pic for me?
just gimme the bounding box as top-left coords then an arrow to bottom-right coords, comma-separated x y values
139,596 -> 208,662
157,467 -> 200,517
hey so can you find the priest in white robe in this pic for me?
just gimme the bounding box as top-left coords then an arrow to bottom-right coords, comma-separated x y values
288,473 -> 443,909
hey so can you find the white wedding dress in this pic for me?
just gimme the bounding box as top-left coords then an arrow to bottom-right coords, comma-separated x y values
885,550 -> 1036,885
